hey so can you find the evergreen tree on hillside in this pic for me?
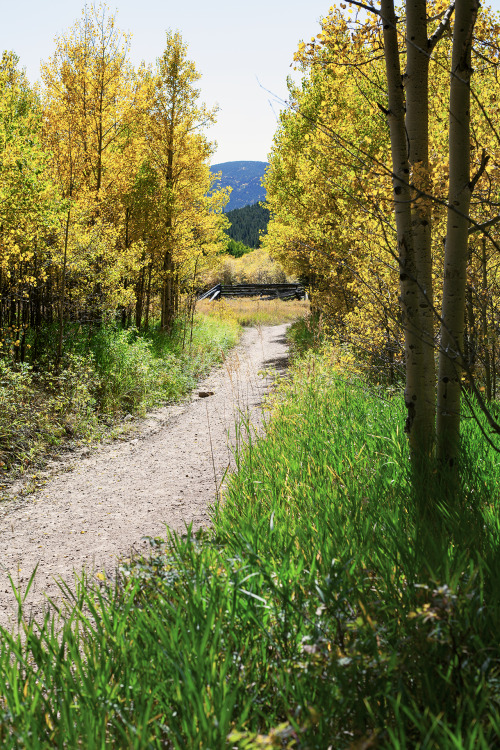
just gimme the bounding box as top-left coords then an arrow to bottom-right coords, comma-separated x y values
225,202 -> 270,248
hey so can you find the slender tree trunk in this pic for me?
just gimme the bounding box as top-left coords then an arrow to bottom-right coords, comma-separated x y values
492,307 -> 497,400
437,0 -> 479,467
10,286 -> 16,328
465,279 -> 476,376
57,207 -> 71,369
144,263 -> 152,331
480,239 -> 492,400
161,86 -> 177,331
135,265 -> 145,329
405,0 -> 436,452
163,259 -> 175,330
381,0 -> 435,462
20,297 -> 27,364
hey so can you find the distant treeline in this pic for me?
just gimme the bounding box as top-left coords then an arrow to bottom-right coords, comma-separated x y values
225,203 -> 270,248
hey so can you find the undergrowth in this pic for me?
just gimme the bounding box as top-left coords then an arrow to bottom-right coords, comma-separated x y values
0,313 -> 239,476
1,331 -> 500,747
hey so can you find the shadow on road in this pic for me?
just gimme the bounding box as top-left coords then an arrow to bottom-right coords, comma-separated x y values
262,354 -> 289,372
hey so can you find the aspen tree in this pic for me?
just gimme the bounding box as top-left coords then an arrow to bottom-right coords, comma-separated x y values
436,0 -> 480,466
41,6 -> 145,322
142,31 -> 227,329
267,0 -> 500,482
41,5 -> 142,205
0,52 -> 58,358
376,0 -> 460,467
379,0 -> 479,469
0,11 -> 227,352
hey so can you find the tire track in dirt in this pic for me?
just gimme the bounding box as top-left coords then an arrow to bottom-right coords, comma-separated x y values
0,324 -> 289,628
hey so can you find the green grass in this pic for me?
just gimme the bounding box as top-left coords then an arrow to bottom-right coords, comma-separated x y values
1,340 -> 500,747
0,314 -> 240,476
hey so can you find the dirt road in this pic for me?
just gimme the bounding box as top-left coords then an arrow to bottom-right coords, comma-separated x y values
0,324 -> 289,627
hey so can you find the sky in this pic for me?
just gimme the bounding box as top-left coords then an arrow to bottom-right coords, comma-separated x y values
5,1 -> 500,166
3,0 -> 336,165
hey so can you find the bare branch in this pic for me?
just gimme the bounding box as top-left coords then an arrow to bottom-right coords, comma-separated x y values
345,0 -> 382,16
468,214 -> 500,235
469,148 -> 490,192
428,2 -> 455,53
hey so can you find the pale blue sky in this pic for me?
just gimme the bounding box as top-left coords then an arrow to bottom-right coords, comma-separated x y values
4,0 -> 334,164
4,1 -> 500,165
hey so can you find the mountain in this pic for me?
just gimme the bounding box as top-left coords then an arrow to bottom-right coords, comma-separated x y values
210,161 -> 268,212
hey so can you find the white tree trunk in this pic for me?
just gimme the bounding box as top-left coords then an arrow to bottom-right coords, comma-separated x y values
437,0 -> 479,467
381,0 -> 435,461
405,0 -> 436,456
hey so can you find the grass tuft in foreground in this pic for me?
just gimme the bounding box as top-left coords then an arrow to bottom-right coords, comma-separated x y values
1,339 -> 499,747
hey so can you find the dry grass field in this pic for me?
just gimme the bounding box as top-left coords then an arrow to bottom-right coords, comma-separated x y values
197,297 -> 310,327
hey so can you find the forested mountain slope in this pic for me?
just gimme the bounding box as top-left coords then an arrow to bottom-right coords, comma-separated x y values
225,202 -> 270,248
210,161 -> 268,210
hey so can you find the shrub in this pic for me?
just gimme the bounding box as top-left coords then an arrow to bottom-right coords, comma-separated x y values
0,315 -> 240,474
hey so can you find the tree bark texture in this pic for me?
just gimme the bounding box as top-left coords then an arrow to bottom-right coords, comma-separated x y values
381,0 -> 435,461
405,0 -> 436,452
436,0 -> 479,467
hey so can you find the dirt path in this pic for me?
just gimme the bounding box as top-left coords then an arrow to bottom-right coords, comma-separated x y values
0,324 -> 289,628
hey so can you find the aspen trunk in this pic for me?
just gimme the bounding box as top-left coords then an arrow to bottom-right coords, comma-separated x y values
405,0 -> 436,452
135,265 -> 145,329
57,207 -> 71,370
144,263 -> 152,331
437,0 -> 479,467
480,239 -> 492,401
465,279 -> 476,375
381,0 -> 435,462
492,312 -> 497,400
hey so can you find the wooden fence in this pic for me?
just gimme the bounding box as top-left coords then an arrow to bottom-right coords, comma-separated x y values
198,283 -> 306,302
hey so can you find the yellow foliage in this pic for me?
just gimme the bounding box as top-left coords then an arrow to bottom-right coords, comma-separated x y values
0,8 -> 229,346
206,248 -> 293,287
265,1 -> 500,382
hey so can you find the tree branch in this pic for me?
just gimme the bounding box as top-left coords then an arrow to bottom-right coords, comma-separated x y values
427,2 -> 455,53
469,148 -> 490,193
468,214 -> 500,236
344,0 -> 382,16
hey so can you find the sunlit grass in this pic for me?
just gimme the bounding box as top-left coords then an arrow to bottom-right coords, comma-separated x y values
1,334 -> 499,746
198,296 -> 310,326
